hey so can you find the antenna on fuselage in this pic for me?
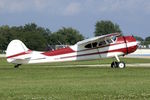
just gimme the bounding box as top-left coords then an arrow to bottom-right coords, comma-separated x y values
57,40 -> 65,48
47,44 -> 54,51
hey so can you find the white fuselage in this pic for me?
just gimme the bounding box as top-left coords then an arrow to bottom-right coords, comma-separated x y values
9,41 -> 137,64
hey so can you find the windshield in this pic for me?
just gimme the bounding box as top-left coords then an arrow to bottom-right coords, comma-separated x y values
112,36 -> 117,42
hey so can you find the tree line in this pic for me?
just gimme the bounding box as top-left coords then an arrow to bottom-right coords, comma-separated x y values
0,20 -> 149,52
0,23 -> 84,51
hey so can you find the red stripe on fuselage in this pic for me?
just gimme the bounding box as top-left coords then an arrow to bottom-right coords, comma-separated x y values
60,45 -> 137,59
7,47 -> 75,58
42,42 -> 124,57
42,47 -> 75,56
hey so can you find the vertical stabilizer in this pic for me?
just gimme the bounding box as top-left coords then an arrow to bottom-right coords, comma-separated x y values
6,40 -> 30,63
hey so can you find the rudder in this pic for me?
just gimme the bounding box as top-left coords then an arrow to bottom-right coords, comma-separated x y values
6,40 -> 29,63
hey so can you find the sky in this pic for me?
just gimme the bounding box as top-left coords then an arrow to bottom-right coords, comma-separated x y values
0,0 -> 150,38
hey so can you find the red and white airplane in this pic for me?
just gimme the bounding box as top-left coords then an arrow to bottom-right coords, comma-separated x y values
6,33 -> 138,68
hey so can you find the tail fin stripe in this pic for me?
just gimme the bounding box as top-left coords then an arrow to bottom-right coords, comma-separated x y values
7,50 -> 32,59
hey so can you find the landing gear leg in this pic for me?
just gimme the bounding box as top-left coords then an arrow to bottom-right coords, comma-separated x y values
14,64 -> 22,68
111,55 -> 126,68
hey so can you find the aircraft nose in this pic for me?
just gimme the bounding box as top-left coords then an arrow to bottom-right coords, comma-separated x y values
125,36 -> 138,54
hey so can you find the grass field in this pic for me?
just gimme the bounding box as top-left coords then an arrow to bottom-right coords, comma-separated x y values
0,58 -> 150,100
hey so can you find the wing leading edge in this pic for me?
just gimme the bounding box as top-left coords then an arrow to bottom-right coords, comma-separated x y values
76,33 -> 121,45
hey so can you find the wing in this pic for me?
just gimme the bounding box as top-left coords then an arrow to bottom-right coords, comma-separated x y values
76,33 -> 120,45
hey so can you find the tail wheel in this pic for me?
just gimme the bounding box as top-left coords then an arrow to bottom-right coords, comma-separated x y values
14,64 -> 22,68
118,62 -> 126,68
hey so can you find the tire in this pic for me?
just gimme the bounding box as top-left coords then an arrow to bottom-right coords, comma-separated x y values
14,64 -> 21,68
111,61 -> 118,68
118,62 -> 126,68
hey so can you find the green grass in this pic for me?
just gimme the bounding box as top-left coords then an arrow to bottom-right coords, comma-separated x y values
0,58 -> 150,100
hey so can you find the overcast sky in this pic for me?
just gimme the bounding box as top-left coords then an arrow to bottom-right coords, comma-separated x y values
0,0 -> 150,38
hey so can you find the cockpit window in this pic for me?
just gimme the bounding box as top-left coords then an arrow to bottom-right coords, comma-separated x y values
99,41 -> 106,47
106,39 -> 113,44
85,42 -> 98,48
85,39 -> 110,48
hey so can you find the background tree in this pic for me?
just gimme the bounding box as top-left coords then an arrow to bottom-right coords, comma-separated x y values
94,20 -> 121,36
0,24 -> 84,51
0,33 -> 7,53
16,23 -> 51,51
144,36 -> 150,46
133,36 -> 144,45
0,23 -> 51,51
49,27 -> 84,45
0,25 -> 12,51
134,36 -> 144,42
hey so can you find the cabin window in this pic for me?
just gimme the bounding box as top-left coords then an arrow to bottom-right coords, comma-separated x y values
99,41 -> 106,47
85,42 -> 98,48
85,43 -> 92,48
92,42 -> 97,48
106,39 -> 113,44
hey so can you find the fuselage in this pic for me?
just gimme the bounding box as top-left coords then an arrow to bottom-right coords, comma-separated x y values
7,36 -> 138,64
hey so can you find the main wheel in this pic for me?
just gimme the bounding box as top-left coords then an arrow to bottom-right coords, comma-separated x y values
111,61 -> 118,68
118,62 -> 126,68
